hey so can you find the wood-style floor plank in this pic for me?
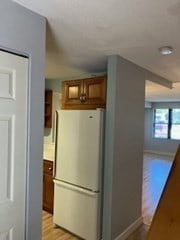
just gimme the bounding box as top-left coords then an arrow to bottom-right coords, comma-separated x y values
42,211 -> 80,240
42,153 -> 173,240
147,147 -> 180,240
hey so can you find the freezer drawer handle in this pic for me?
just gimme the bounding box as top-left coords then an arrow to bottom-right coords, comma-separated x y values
54,180 -> 99,196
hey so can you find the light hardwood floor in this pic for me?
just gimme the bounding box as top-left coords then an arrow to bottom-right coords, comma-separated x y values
42,211 -> 80,240
42,153 -> 173,240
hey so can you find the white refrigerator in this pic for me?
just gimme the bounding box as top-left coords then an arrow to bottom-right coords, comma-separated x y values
53,109 -> 104,240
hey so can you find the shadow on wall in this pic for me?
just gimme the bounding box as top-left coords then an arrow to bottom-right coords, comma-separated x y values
46,21 -> 84,79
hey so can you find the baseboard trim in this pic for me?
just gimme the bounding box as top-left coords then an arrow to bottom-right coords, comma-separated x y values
114,217 -> 143,240
144,150 -> 175,157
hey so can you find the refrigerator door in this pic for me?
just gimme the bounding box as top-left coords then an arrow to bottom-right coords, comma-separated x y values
55,109 -> 103,191
53,180 -> 101,240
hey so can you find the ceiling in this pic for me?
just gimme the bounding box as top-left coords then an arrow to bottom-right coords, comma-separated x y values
146,80 -> 180,102
13,0 -> 180,101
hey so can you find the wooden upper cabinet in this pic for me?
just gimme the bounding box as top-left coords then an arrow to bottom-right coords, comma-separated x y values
83,77 -> 106,105
44,90 -> 52,128
62,79 -> 83,106
62,76 -> 107,109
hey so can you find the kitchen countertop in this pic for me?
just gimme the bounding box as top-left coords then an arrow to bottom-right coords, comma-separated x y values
43,143 -> 55,161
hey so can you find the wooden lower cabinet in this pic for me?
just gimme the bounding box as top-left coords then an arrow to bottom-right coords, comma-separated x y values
43,160 -> 54,214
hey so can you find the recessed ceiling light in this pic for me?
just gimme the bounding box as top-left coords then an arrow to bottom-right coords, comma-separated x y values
159,46 -> 173,55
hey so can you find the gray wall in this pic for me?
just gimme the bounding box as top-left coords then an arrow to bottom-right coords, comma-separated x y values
0,1 -> 46,240
144,102 -> 180,154
45,78 -> 62,92
103,56 -> 117,240
102,55 -> 172,239
103,55 -> 145,239
112,57 -> 146,239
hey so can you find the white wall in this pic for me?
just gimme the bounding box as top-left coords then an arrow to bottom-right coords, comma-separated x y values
144,102 -> 180,154
0,1 -> 46,239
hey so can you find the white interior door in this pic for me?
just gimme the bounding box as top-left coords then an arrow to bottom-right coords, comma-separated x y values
0,51 -> 28,240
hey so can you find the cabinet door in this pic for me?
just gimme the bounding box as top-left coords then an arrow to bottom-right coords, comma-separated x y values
45,90 -> 52,128
83,76 -> 106,107
43,160 -> 54,214
62,80 -> 83,109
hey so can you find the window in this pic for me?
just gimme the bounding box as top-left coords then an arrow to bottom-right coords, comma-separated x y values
154,109 -> 169,139
153,108 -> 180,140
171,109 -> 180,140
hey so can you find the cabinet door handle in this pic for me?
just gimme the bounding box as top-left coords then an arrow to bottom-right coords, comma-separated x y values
80,94 -> 86,102
80,94 -> 83,102
48,167 -> 53,171
82,95 -> 86,102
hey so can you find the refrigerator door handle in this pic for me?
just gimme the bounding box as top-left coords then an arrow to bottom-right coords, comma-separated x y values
53,111 -> 59,178
54,180 -> 99,196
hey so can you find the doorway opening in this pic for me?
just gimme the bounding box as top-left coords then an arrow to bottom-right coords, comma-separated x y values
0,50 -> 29,239
143,80 -> 177,227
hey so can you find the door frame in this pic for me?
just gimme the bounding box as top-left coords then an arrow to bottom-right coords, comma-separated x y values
0,48 -> 30,239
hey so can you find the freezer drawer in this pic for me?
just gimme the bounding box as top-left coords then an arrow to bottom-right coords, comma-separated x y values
53,180 -> 101,240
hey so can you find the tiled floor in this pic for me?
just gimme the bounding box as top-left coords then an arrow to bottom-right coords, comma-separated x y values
42,153 -> 173,240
